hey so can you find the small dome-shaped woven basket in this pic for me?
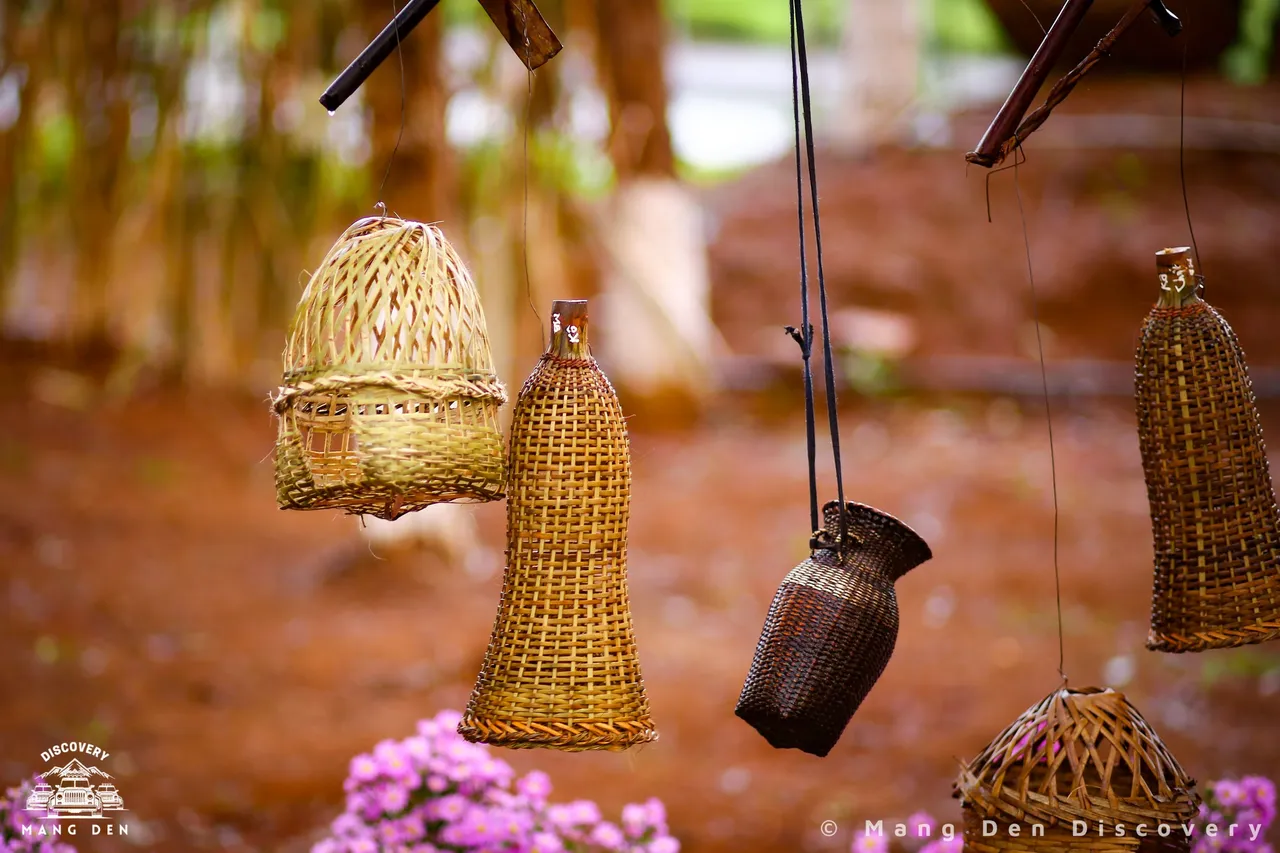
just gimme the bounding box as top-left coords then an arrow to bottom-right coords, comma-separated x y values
460,300 -> 656,752
955,686 -> 1200,853
273,216 -> 507,521
1135,246 -> 1280,653
735,501 -> 932,758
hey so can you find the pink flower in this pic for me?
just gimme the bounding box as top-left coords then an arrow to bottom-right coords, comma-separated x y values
589,821 -> 626,850
906,811 -> 936,839
529,832 -> 565,853
518,771 -> 553,806
647,839 -> 680,853
435,709 -> 464,732
349,754 -> 379,783
852,830 -> 889,853
568,800 -> 602,826
431,794 -> 469,823
622,803 -> 651,838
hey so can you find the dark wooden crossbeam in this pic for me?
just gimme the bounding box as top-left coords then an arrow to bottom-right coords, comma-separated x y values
967,0 -> 1182,168
320,0 -> 562,113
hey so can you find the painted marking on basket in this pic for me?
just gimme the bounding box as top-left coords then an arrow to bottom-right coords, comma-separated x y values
1160,265 -> 1191,293
552,313 -> 561,333
567,325 -> 580,343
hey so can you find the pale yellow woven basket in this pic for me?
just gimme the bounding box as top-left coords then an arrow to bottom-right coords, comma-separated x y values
273,216 -> 507,520
460,299 -> 656,751
955,687 -> 1199,853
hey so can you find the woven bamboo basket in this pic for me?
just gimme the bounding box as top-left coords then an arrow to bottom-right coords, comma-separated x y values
459,300 -> 656,751
735,500 -> 932,758
1135,246 -> 1280,653
955,686 -> 1199,853
273,216 -> 507,521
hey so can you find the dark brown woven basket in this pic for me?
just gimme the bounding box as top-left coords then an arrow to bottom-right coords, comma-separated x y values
1135,247 -> 1280,653
735,500 -> 932,757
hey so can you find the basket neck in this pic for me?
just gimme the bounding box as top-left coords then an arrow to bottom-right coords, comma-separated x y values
547,300 -> 590,361
813,500 -> 933,582
1154,247 -> 1200,309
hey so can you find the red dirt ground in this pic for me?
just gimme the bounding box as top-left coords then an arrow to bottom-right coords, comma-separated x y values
4,77 -> 1280,853
3,362 -> 1280,852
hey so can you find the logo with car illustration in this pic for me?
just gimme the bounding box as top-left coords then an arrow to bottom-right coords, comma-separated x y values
24,743 -> 127,820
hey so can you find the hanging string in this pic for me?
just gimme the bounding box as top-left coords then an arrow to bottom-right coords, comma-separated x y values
376,0 -> 408,208
789,0 -> 848,549
518,4 -> 541,325
1178,16 -> 1204,294
1011,147 -> 1067,685
1017,0 -> 1047,36
786,0 -> 819,536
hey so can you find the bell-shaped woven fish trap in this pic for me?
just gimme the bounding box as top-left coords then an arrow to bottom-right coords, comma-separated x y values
460,300 -> 656,752
954,686 -> 1200,853
735,500 -> 932,758
1135,246 -> 1280,653
273,216 -> 507,521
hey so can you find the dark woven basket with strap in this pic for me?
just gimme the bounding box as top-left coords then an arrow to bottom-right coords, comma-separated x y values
1136,246 -> 1280,653
735,500 -> 932,757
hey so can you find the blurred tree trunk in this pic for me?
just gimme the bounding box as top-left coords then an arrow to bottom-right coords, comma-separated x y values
594,0 -> 674,180
66,0 -> 131,353
592,0 -> 715,416
832,0 -> 921,152
0,3 -> 46,323
360,0 -> 456,225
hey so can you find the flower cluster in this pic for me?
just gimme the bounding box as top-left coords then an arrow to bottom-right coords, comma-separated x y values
0,778 -> 75,853
311,710 -> 679,853
1192,776 -> 1277,853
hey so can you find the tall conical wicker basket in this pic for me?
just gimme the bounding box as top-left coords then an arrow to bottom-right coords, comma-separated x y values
1135,246 -> 1280,653
735,501 -> 932,758
273,216 -> 507,521
955,686 -> 1200,853
460,300 -> 656,752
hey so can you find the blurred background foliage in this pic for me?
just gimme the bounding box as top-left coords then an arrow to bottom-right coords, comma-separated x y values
0,0 -> 1275,394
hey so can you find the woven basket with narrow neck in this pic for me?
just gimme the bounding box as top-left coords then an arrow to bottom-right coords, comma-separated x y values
273,216 -> 507,521
1135,247 -> 1280,653
460,300 -> 656,752
735,501 -> 932,758
955,686 -> 1200,853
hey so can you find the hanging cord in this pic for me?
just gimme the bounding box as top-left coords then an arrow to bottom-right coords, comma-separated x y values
1178,18 -> 1204,295
519,4 -> 541,325
793,0 -> 848,550
376,0 -> 408,208
1012,149 -> 1067,686
785,0 -> 820,536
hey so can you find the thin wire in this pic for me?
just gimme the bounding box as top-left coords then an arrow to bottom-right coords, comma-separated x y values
1017,0 -> 1047,35
376,0 -> 408,205
519,5 -> 540,325
1178,19 -> 1204,291
1012,147 -> 1066,685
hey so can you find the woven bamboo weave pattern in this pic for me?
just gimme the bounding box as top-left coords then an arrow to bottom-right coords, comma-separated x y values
461,300 -> 655,752
735,501 -> 931,758
1135,247 -> 1280,653
955,686 -> 1199,853
273,216 -> 506,520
